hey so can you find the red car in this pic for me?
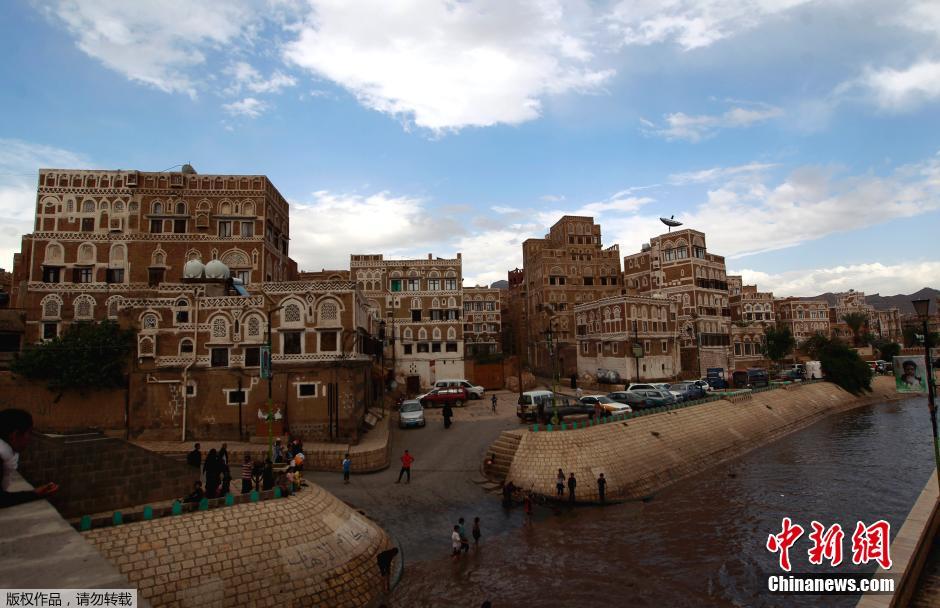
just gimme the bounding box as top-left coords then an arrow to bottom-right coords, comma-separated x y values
419,387 -> 468,408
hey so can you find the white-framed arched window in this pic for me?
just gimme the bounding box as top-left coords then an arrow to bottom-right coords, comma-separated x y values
432,328 -> 441,340
447,327 -> 456,340
41,294 -> 62,320
317,299 -> 341,327
244,314 -> 264,341
44,242 -> 64,264
73,294 -> 95,320
179,338 -> 194,355
280,300 -> 304,327
403,328 -> 413,341
78,243 -> 96,264
141,312 -> 159,331
152,201 -> 163,214
210,315 -> 229,340
418,328 -> 428,340
106,296 -> 122,319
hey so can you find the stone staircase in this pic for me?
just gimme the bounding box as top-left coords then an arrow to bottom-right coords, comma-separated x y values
484,430 -> 523,483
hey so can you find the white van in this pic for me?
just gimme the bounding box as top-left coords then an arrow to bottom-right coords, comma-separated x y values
516,390 -> 555,421
433,379 -> 485,399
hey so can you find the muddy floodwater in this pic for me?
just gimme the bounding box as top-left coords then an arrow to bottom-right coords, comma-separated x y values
392,397 -> 934,607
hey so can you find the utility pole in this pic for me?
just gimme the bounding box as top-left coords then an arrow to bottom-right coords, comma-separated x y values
543,315 -> 559,425
633,319 -> 640,381
263,304 -> 284,460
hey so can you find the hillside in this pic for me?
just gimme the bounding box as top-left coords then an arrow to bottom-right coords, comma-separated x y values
805,287 -> 939,314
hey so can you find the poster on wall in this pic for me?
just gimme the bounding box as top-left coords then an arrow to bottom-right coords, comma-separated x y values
894,356 -> 928,393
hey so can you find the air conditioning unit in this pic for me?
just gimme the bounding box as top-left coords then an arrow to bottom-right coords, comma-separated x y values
126,172 -> 138,187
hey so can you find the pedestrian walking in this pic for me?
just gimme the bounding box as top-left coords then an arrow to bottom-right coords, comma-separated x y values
262,458 -> 275,491
458,517 -> 470,554
342,454 -> 351,484
472,517 -> 481,546
396,449 -> 414,483
451,525 -> 462,560
218,443 -> 229,466
442,403 -> 453,429
556,469 -> 565,498
523,491 -> 533,522
273,438 -> 284,464
240,453 -> 253,494
220,461 -> 232,496
597,473 -> 607,503
501,480 -> 515,509
376,547 -> 399,592
491,394 -> 497,413
203,448 -> 221,499
568,472 -> 577,504
576,387 -> 583,400
251,456 -> 264,491
186,442 -> 201,468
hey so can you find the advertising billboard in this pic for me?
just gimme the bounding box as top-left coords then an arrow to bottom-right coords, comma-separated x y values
893,356 -> 928,393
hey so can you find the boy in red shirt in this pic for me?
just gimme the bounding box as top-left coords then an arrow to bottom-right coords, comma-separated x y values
396,449 -> 414,483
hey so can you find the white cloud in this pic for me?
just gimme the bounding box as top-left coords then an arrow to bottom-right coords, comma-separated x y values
0,139 -> 91,270
540,194 -> 566,202
734,261 -> 940,298
288,190 -> 463,272
225,61 -> 297,95
44,0 -> 259,97
607,0 -> 811,51
858,60 -> 940,112
669,162 -> 778,184
663,154 -> 940,259
645,103 -> 784,142
282,0 -> 615,131
455,228 -> 540,286
491,205 -> 520,214
222,97 -> 268,118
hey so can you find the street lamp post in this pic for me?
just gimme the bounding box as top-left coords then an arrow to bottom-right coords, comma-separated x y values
264,304 -> 284,460
913,298 -> 940,493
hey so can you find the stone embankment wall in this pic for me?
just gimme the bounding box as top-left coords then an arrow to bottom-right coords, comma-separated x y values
18,434 -> 196,519
503,377 -> 901,501
83,483 -> 391,607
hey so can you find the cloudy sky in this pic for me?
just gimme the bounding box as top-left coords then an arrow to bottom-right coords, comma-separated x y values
1,0 -> 939,296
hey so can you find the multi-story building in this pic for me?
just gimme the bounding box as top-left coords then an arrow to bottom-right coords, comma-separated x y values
775,298 -> 830,344
575,294 -> 679,382
622,228 -> 732,377
8,166 -> 385,441
522,216 -> 622,377
730,285 -> 775,370
828,290 -> 902,343
463,286 -> 502,357
11,166 -> 297,342
350,253 -> 465,392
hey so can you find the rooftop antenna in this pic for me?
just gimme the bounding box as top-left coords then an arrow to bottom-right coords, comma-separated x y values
660,215 -> 682,232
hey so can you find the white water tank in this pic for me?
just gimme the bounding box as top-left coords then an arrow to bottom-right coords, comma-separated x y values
183,259 -> 205,279
204,260 -> 230,280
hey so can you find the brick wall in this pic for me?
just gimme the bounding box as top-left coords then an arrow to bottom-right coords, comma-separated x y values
83,483 -> 392,607
17,434 -> 198,519
504,376 -> 901,502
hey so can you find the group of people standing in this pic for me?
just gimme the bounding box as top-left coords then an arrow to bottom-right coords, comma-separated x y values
183,438 -> 308,503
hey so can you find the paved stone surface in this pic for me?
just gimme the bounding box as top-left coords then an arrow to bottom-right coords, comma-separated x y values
306,391 -> 525,562
82,483 -> 391,607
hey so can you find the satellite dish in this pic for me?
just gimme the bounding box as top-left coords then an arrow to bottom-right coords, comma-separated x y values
660,215 -> 683,232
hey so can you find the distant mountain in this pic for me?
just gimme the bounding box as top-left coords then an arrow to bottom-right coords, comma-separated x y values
490,280 -> 509,289
804,287 -> 939,314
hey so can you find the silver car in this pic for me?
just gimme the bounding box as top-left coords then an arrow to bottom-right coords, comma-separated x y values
398,400 -> 426,428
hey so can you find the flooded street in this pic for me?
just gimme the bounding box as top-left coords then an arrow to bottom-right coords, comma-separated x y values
392,397 -> 935,607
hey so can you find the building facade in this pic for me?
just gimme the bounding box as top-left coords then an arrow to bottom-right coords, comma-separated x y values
575,295 -> 679,383
463,286 -> 502,357
522,216 -> 622,377
622,228 -> 732,377
729,285 -> 775,370
775,298 -> 831,344
350,253 -> 465,392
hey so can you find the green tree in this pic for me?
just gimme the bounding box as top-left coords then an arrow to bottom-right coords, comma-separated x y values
763,326 -> 796,366
12,321 -> 133,394
819,339 -> 872,395
800,333 -> 834,360
874,341 -> 901,362
841,312 -> 869,347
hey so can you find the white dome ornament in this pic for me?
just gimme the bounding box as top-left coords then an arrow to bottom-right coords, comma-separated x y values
183,259 -> 205,279
204,260 -> 230,280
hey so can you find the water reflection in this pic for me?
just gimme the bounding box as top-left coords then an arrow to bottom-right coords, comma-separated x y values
393,397 -> 933,607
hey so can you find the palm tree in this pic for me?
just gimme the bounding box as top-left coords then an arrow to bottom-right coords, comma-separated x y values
841,312 -> 869,347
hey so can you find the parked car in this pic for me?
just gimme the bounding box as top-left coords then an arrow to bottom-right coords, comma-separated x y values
732,368 -> 770,389
596,368 -> 623,384
419,387 -> 468,408
693,380 -> 713,393
635,389 -> 677,407
398,400 -> 426,428
625,383 -> 659,392
433,379 -> 485,399
607,391 -> 652,409
580,395 -> 633,415
775,369 -> 804,382
653,383 -> 686,402
669,381 -> 706,401
516,391 -> 592,422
